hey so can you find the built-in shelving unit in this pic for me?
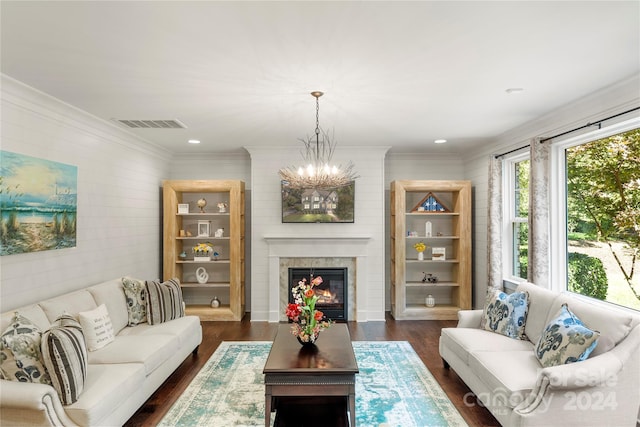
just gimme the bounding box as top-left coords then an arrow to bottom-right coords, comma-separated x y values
390,180 -> 472,320
162,180 -> 245,321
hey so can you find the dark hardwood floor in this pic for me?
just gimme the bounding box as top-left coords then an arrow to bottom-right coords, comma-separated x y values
124,313 -> 500,427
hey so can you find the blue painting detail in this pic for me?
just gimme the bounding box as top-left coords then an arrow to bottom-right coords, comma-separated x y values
0,151 -> 77,255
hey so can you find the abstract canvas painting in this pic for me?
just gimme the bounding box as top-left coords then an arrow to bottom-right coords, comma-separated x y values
0,151 -> 77,255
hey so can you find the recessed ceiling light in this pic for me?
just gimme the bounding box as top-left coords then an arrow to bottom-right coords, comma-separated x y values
434,139 -> 447,144
188,139 -> 201,144
506,88 -> 524,94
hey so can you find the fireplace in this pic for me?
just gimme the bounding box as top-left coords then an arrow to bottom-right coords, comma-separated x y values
288,267 -> 348,321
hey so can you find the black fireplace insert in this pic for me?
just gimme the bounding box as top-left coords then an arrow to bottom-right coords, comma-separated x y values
288,267 -> 348,321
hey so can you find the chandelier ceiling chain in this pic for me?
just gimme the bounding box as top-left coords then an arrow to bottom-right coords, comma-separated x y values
278,91 -> 359,189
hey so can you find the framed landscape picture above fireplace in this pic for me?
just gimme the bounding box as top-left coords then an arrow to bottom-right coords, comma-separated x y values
281,180 -> 355,223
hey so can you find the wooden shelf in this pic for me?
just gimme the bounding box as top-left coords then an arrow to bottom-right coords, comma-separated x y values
177,260 -> 231,264
185,305 -> 238,321
406,212 -> 460,216
402,304 -> 462,320
177,213 -> 230,216
163,180 -> 245,321
180,282 -> 231,288
176,236 -> 230,240
405,281 -> 460,287
406,236 -> 459,240
390,180 -> 472,320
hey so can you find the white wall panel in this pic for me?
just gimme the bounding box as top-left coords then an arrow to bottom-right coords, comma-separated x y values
1,76 -> 170,311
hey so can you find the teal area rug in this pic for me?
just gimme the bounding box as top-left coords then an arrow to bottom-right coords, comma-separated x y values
159,341 -> 468,427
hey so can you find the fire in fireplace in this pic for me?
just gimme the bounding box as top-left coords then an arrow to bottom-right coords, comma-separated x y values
288,267 -> 348,321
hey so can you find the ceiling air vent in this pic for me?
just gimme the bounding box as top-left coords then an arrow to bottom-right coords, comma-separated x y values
114,119 -> 187,129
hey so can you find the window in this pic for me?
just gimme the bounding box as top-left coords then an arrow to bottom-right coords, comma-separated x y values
503,154 -> 530,281
552,118 -> 640,312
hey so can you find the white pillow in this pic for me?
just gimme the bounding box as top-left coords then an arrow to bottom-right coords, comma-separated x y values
78,304 -> 115,351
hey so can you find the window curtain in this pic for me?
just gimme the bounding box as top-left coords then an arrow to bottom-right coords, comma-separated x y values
487,155 -> 503,290
528,137 -> 550,287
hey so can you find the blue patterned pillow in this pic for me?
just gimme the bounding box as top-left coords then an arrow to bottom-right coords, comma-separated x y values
481,289 -> 529,339
535,304 -> 600,367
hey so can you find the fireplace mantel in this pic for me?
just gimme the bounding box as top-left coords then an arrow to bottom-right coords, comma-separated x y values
264,235 -> 371,243
263,234 -> 372,322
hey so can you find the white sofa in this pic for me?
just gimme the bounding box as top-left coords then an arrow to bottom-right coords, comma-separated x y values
0,278 -> 203,426
439,281 -> 640,427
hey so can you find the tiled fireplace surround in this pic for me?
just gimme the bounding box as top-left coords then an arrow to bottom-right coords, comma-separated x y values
264,236 -> 370,322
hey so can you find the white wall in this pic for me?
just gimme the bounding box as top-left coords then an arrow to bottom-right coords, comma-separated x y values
245,145 -> 389,322
0,76 -> 171,311
463,74 -> 640,308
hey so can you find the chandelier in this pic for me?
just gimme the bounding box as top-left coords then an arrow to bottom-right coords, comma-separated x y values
279,91 -> 358,189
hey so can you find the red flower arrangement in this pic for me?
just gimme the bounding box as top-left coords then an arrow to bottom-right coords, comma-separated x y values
286,275 -> 332,344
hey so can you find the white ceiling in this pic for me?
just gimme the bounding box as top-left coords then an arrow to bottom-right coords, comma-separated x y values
2,1 -> 639,155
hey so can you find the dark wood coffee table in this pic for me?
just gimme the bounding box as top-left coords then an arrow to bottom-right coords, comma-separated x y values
263,323 -> 358,427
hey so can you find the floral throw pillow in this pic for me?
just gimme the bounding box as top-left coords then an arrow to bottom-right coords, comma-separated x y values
0,313 -> 51,384
535,303 -> 600,367
481,288 -> 529,340
122,276 -> 147,326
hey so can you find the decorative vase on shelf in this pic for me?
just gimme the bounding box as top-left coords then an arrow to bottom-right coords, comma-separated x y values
194,255 -> 211,262
210,296 -> 220,308
426,295 -> 436,307
417,252 -> 424,261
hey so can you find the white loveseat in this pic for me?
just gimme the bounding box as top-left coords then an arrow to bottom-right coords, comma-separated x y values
0,278 -> 203,426
439,281 -> 640,427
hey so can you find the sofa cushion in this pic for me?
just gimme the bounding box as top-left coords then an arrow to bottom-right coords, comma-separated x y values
535,303 -> 599,367
41,315 -> 88,405
86,335 -> 178,376
554,293 -> 634,349
122,276 -> 148,326
78,304 -> 115,351
516,282 -> 560,345
64,362 -> 145,426
39,290 -> 97,323
0,313 -> 51,385
481,289 -> 529,339
117,315 -> 202,349
469,350 -> 540,409
145,278 -> 184,325
87,279 -> 129,334
440,327 -> 533,365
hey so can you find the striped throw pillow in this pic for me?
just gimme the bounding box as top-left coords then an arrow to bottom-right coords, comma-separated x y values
41,314 -> 88,405
145,278 -> 185,325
